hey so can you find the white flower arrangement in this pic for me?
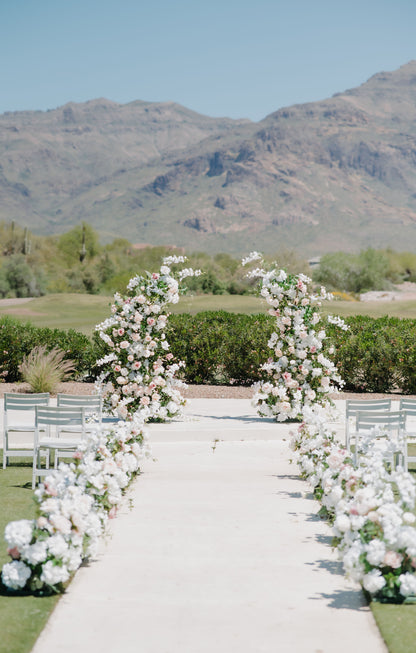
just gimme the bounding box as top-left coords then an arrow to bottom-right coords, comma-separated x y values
242,252 -> 344,421
290,405 -> 416,603
95,256 -> 201,422
2,418 -> 150,594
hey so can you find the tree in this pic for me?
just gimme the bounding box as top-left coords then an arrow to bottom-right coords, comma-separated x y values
57,223 -> 100,265
313,249 -> 391,294
3,255 -> 45,297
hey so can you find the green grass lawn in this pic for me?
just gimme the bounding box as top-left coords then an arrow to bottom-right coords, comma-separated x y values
371,603 -> 416,653
0,456 -> 60,653
0,293 -> 415,337
321,298 -> 416,319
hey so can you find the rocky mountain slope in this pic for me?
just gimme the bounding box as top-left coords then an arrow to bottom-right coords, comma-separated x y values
1,62 -> 416,256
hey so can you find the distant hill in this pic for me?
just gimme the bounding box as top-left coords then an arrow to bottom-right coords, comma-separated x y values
1,62 -> 416,256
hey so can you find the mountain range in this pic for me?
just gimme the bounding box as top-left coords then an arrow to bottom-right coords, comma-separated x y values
1,61 -> 416,256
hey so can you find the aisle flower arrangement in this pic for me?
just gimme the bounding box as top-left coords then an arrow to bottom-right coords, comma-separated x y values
95,256 -> 201,421
290,406 -> 416,603
242,251 -> 346,421
1,418 -> 150,593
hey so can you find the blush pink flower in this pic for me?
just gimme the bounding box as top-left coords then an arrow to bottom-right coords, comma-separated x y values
384,551 -> 403,569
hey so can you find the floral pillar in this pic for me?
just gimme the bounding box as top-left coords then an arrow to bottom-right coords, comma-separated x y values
95,256 -> 201,421
242,251 -> 345,421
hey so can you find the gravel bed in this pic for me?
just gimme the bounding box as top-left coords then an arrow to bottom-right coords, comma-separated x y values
0,382 -> 414,400
0,382 -> 254,399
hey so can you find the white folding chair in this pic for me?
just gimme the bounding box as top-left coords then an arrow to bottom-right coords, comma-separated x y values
354,410 -> 407,470
32,405 -> 86,488
399,398 -> 416,465
55,395 -> 102,468
57,394 -> 102,425
345,399 -> 392,451
3,392 -> 50,469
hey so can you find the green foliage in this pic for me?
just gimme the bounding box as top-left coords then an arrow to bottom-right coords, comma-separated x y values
0,316 -> 98,383
167,312 -> 275,385
3,310 -> 416,394
314,247 -> 416,295
19,345 -> 76,393
326,315 -> 416,393
313,248 -> 391,294
1,254 -> 46,298
0,221 -> 313,297
57,222 -> 100,265
186,270 -> 227,295
168,311 -> 416,393
385,249 -> 416,283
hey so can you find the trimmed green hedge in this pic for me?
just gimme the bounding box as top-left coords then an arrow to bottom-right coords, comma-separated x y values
167,311 -> 275,385
0,316 -> 97,383
2,312 -> 416,394
326,315 -> 416,394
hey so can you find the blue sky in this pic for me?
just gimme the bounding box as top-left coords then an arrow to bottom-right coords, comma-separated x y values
1,0 -> 415,121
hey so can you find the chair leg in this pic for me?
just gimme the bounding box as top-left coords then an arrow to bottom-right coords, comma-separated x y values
3,431 -> 8,469
32,450 -> 37,490
32,448 -> 42,489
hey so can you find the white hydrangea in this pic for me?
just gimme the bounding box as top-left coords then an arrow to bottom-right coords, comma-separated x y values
40,560 -> 70,586
21,541 -> 48,566
4,520 -> 34,549
363,569 -> 386,594
1,560 -> 32,590
399,572 -> 416,597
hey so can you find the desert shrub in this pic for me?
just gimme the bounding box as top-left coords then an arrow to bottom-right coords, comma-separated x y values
313,249 -> 391,294
2,254 -> 46,297
19,345 -> 75,393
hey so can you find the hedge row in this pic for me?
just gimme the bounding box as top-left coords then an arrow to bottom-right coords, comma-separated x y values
167,311 -> 275,386
168,313 -> 416,393
2,312 -> 416,394
326,315 -> 416,394
0,316 -> 97,383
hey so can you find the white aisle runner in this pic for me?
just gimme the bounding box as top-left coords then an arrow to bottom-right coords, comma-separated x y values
32,399 -> 387,653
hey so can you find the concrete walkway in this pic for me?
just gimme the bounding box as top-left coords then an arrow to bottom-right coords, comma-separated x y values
31,398 -> 387,653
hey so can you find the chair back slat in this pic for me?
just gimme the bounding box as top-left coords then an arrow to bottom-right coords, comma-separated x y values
356,410 -> 406,430
399,398 -> 416,416
346,399 -> 391,418
57,394 -> 102,409
5,393 -> 50,410
35,405 -> 85,426
57,395 -> 102,424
